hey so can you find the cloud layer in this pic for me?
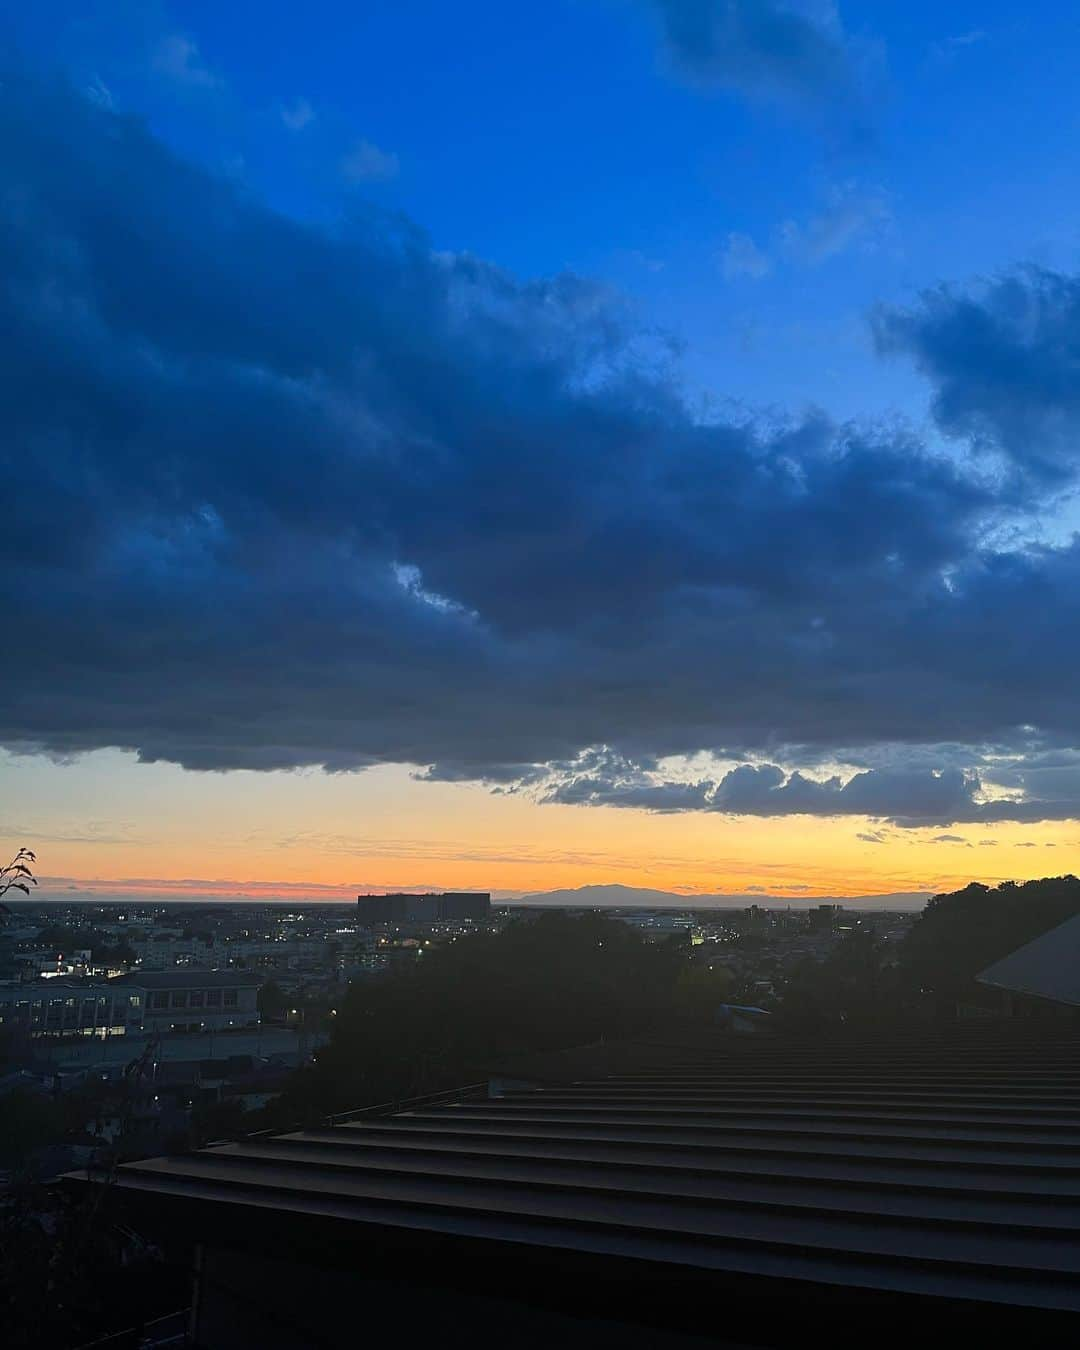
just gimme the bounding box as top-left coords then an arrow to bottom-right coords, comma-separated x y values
875,268 -> 1080,487
4,74 -> 1080,827
535,752 -> 1080,828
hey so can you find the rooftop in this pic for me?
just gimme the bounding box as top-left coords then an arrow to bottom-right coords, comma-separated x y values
978,913 -> 1080,1007
0,976 -> 115,994
109,971 -> 264,990
80,1024 -> 1080,1343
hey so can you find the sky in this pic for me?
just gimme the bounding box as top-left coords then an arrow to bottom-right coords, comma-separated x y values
4,1 -> 1080,901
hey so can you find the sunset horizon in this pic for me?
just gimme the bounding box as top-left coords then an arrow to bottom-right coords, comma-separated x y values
7,7 -> 1080,1345
10,749 -> 1074,905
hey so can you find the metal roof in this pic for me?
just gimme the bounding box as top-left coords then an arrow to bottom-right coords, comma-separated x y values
977,913 -> 1080,1007
0,976 -> 115,995
93,1025 -> 1080,1320
108,970 -> 264,990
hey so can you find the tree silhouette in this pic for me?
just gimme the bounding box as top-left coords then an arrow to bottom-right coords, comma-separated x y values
0,847 -> 37,916
899,875 -> 1080,1005
287,912 -> 711,1115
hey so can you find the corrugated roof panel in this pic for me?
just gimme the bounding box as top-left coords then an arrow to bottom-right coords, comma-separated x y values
89,1027 -> 1080,1316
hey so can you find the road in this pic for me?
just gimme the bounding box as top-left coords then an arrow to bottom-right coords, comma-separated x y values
33,1025 -> 327,1068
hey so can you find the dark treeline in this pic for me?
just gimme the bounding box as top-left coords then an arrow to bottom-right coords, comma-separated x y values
901,875 -> 1080,1001
288,882 -> 1080,1112
777,875 -> 1080,1030
283,912 -> 726,1116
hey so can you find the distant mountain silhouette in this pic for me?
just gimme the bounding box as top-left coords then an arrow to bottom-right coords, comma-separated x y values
514,883 -> 931,911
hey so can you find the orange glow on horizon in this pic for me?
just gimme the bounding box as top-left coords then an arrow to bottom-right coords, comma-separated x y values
6,752 -> 1076,903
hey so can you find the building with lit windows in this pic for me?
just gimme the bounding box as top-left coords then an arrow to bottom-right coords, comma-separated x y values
0,977 -> 133,1039
0,970 -> 263,1039
110,971 -> 263,1034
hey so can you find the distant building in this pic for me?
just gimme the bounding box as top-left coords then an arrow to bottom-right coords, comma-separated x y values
356,892 -> 491,925
0,977 -> 130,1039
738,904 -> 771,935
612,912 -> 700,946
808,904 -> 843,932
0,971 -> 264,1039
17,948 -> 93,979
110,971 -> 264,1034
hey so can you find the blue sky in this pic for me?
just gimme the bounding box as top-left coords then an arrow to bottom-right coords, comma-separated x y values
16,0 -> 1080,426
6,2 -> 1080,897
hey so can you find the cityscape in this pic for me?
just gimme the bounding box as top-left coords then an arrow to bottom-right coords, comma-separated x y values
6,1 -> 1080,1346
0,888 -> 908,1065
3,866 -> 1079,1346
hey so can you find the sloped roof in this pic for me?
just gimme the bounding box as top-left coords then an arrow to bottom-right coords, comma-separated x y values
977,913 -> 1080,1007
73,1024 -> 1080,1329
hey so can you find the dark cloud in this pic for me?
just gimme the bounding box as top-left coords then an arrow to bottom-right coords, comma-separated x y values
646,0 -> 877,142
541,762 -> 964,825
5,74 -> 1080,827
537,756 -> 1080,827
875,268 -> 1080,487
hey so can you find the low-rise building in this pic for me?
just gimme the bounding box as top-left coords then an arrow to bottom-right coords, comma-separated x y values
0,969 -> 264,1038
111,971 -> 263,1034
16,948 -> 92,978
0,977 -> 132,1039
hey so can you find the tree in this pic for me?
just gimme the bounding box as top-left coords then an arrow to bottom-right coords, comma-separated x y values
775,928 -> 891,1032
33,924 -> 134,969
899,875 -> 1080,1008
774,876 -> 1080,1029
258,979 -> 289,1021
0,847 -> 36,915
285,913 -> 703,1116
